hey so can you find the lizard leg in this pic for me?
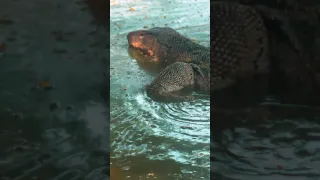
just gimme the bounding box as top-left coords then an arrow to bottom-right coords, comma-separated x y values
146,62 -> 199,102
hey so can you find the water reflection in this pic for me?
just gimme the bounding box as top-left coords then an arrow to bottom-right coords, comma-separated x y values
110,0 -> 210,179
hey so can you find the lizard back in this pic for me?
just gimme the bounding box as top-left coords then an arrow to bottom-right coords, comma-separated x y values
211,2 -> 269,90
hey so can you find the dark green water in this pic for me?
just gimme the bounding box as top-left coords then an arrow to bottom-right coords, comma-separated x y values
211,102 -> 320,180
0,0 -> 109,179
110,0 -> 210,179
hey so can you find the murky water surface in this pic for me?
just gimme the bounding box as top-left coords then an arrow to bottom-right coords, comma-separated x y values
0,0 -> 109,179
110,0 -> 210,179
211,101 -> 320,180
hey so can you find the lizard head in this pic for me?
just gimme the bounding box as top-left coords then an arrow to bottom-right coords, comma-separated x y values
127,29 -> 159,57
127,27 -> 183,62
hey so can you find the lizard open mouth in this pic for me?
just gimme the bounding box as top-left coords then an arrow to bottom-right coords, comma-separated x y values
129,42 -> 154,57
127,30 -> 158,58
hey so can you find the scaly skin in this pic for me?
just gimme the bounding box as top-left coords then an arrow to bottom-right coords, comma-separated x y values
211,2 -> 269,90
127,3 -> 270,102
145,62 -> 206,102
127,27 -> 210,102
222,0 -> 320,84
217,1 -> 320,105
127,27 -> 210,68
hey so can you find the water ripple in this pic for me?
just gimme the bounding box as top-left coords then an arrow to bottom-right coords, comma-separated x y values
133,93 -> 210,143
211,105 -> 320,180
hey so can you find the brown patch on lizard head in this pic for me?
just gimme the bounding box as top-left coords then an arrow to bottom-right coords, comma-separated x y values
127,30 -> 159,60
